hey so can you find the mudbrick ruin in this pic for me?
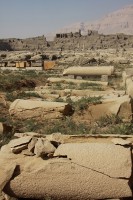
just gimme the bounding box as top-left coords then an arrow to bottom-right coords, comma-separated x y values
0,30 -> 133,51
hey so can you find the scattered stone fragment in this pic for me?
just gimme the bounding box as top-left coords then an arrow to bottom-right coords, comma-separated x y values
14,132 -> 41,138
11,144 -> 28,154
9,136 -> 32,148
28,137 -> 38,153
111,138 -> 132,146
46,132 -> 64,144
34,138 -> 56,157
21,149 -> 35,156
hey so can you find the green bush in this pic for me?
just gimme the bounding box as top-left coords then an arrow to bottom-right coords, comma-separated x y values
97,114 -> 122,128
6,91 -> 41,102
67,96 -> 102,111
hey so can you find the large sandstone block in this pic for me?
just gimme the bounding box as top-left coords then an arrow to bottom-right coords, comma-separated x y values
9,99 -> 74,120
3,143 -> 132,199
63,66 -> 114,76
87,95 -> 133,122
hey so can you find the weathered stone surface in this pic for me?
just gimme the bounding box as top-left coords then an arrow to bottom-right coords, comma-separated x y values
63,66 -> 114,76
0,123 -> 3,135
4,159 -> 132,200
54,143 -> 131,178
112,138 -> 132,146
9,136 -> 32,148
9,99 -> 74,120
14,132 -> 41,138
87,95 -> 132,122
2,143 -> 132,199
11,144 -> 28,154
21,149 -> 34,156
28,137 -> 38,153
46,132 -> 64,144
0,163 -> 16,193
34,138 -> 56,157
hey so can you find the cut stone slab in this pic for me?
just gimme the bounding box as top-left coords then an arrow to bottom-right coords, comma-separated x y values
9,136 -> 32,148
34,138 -> 56,157
4,158 -> 132,199
9,99 -> 74,120
54,143 -> 131,178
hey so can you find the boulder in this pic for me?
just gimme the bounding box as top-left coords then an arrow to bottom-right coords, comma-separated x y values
0,162 -> 16,198
87,95 -> 133,122
34,138 -> 56,157
9,99 -> 74,120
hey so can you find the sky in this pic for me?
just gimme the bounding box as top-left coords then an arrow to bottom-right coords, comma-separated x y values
0,0 -> 133,39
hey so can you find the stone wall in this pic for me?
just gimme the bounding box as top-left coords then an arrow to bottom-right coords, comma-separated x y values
0,31 -> 133,51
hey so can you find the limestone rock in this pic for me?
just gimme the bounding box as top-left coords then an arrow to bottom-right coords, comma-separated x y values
112,138 -> 132,146
9,136 -> 32,148
3,143 -> 132,199
14,132 -> 41,138
54,143 -> 131,179
0,163 -> 16,193
0,123 -> 3,135
21,149 -> 34,156
34,138 -> 56,157
46,132 -> 64,144
87,95 -> 132,122
9,99 -> 74,120
63,66 -> 114,76
28,137 -> 38,153
11,144 -> 28,154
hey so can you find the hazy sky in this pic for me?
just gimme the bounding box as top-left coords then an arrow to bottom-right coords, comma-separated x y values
0,0 -> 133,39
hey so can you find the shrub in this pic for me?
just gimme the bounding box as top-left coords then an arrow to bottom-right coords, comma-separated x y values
6,91 -> 41,102
103,123 -> 133,135
67,96 -> 102,111
96,114 -> 123,128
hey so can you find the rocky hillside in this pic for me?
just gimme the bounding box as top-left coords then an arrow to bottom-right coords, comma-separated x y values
56,5 -> 133,35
